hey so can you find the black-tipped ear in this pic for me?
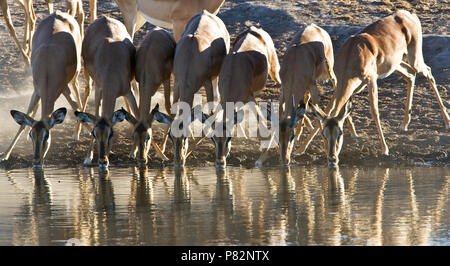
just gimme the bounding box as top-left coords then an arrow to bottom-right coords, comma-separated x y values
49,107 -> 67,128
11,110 -> 34,127
75,111 -> 97,124
112,108 -> 126,125
153,110 -> 173,126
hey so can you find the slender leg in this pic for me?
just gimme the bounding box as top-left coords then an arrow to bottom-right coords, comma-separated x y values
63,86 -> 82,140
395,62 -> 417,131
368,78 -> 389,155
1,91 -> 40,161
212,76 -> 220,103
125,92 -> 139,119
163,78 -> 172,114
420,65 -> 450,129
25,0 -> 35,57
0,0 -> 30,64
204,79 -> 215,104
83,85 -> 101,165
81,69 -> 92,112
46,0 -> 54,14
159,78 -> 172,154
346,116 -> 358,138
89,0 -> 97,22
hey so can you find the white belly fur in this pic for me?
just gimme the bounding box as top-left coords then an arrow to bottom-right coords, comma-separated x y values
140,12 -> 173,29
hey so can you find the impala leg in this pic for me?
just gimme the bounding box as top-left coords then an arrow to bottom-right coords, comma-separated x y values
0,0 -> 30,64
1,91 -> 40,161
160,78 -> 172,153
163,78 -> 172,114
369,79 -> 389,155
395,62 -> 417,131
26,94 -> 40,141
63,86 -> 82,140
25,0 -> 36,57
204,79 -> 215,105
125,92 -> 139,119
81,69 -> 92,113
83,86 -> 101,165
420,65 -> 450,129
89,0 -> 97,22
46,0 -> 54,14
346,116 -> 358,138
212,76 -> 220,103
255,131 -> 279,167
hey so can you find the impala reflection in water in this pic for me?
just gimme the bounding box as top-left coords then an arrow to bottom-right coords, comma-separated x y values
0,166 -> 448,245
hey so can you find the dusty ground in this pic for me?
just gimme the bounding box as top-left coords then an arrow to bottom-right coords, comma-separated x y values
0,0 -> 449,169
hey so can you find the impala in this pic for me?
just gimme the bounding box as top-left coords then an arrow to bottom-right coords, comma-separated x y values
75,16 -> 139,169
1,11 -> 82,167
204,26 -> 281,168
0,0 -> 94,64
299,10 -> 450,166
155,10 -> 229,166
124,27 -> 176,165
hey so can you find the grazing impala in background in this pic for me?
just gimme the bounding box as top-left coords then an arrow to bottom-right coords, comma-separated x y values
0,0 -> 95,64
75,16 -> 138,170
203,26 -> 281,168
301,10 -> 450,167
0,11 -> 82,167
114,0 -> 225,41
156,10 -> 230,166
124,27 -> 175,165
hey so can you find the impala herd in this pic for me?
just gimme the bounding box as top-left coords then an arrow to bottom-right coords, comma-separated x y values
0,1 -> 448,170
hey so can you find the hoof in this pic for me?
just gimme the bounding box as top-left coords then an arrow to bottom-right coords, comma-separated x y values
72,134 -> 80,141
351,133 -> 359,139
129,151 -> 136,159
400,123 -> 408,132
382,149 -> 389,156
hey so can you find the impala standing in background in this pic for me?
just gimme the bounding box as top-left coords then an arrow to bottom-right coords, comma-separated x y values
302,10 -> 450,167
114,0 -> 225,41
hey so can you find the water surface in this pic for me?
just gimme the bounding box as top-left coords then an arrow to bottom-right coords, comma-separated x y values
0,166 -> 448,246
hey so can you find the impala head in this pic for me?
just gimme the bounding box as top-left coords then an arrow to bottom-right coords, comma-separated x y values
123,104 -> 161,166
75,109 -> 126,169
10,108 -> 67,168
279,97 -> 306,166
153,107 -> 198,166
202,111 -> 243,168
310,101 -> 352,168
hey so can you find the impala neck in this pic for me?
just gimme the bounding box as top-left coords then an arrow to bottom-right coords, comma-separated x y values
206,0 -> 225,15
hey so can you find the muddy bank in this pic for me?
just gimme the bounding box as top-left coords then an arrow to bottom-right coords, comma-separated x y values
0,0 -> 449,169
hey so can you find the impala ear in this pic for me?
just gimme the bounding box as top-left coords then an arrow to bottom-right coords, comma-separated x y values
153,107 -> 173,126
336,100 -> 352,122
308,103 -> 326,122
75,111 -> 96,124
111,108 -> 127,125
11,110 -> 35,127
49,107 -> 67,128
